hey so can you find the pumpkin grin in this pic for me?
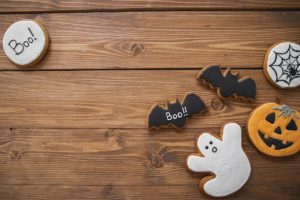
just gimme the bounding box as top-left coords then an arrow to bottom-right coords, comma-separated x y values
258,130 -> 293,150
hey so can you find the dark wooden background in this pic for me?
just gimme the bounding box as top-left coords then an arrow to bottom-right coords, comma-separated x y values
0,1 -> 300,199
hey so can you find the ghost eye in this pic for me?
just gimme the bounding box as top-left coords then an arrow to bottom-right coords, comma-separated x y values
205,146 -> 209,149
265,112 -> 275,124
209,141 -> 213,145
286,119 -> 297,131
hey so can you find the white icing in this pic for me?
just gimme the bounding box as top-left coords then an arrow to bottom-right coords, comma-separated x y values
266,42 -> 300,88
3,20 -> 48,66
187,123 -> 251,197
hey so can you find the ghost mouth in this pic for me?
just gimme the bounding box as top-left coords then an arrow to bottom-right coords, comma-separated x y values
258,131 -> 293,150
212,147 -> 217,153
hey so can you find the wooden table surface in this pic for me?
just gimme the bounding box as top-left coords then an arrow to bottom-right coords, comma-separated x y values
0,1 -> 300,199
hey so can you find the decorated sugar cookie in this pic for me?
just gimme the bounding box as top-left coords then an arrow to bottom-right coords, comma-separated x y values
3,20 -> 49,66
264,42 -> 300,88
187,123 -> 251,197
247,103 -> 300,157
197,65 -> 256,101
147,93 -> 206,129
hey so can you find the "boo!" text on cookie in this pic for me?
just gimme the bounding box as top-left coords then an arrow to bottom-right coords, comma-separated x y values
166,106 -> 188,121
8,27 -> 37,55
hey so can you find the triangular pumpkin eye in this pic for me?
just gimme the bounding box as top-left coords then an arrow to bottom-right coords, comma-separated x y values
265,112 -> 275,124
286,119 -> 297,131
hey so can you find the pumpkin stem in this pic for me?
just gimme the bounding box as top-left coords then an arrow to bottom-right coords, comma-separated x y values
272,105 -> 299,119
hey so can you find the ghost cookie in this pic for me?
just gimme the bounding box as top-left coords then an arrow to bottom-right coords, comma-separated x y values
147,93 -> 206,129
186,123 -> 251,197
247,103 -> 300,157
263,42 -> 300,88
3,20 -> 49,67
197,65 -> 256,101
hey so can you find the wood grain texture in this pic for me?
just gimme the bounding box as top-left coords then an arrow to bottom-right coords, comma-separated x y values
0,128 -> 299,199
0,70 -> 299,129
0,12 -> 300,70
0,184 -> 298,200
1,0 -> 300,13
1,4 -> 300,199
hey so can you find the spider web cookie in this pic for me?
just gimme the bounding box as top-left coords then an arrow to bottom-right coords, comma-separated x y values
264,42 -> 300,88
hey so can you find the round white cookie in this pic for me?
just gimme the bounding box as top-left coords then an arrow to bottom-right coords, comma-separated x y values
264,42 -> 300,88
2,20 -> 49,66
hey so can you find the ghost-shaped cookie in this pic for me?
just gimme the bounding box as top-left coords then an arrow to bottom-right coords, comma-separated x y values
187,123 -> 251,197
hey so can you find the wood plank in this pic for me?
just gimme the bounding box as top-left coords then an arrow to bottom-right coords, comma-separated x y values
0,128 -> 299,199
0,70 -> 299,129
0,12 -> 299,70
1,0 -> 300,13
0,184 -> 298,200
1,185 -> 204,200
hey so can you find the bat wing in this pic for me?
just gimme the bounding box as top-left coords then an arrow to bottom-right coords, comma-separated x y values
182,93 -> 206,118
198,65 -> 225,88
147,105 -> 169,128
235,78 -> 256,100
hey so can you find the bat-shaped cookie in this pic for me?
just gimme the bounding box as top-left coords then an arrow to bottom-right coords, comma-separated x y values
197,65 -> 256,100
147,93 -> 206,129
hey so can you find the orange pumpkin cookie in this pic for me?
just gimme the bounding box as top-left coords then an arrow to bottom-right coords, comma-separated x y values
247,103 -> 300,157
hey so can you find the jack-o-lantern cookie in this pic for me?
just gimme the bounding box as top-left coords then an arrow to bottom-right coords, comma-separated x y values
2,20 -> 49,67
197,65 -> 256,101
263,42 -> 300,88
187,123 -> 251,197
247,103 -> 300,157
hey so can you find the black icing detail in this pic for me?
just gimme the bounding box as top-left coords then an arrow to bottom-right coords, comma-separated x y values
258,131 -> 293,150
212,147 -> 217,153
265,112 -> 276,124
147,93 -> 206,129
286,119 -> 297,131
205,146 -> 209,149
198,65 -> 256,100
269,44 -> 300,86
209,141 -> 213,145
274,126 -> 282,134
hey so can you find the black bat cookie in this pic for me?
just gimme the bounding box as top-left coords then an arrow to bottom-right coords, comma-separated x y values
197,65 -> 256,100
147,93 -> 206,129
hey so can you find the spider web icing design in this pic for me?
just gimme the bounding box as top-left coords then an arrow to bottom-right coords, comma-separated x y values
269,44 -> 300,86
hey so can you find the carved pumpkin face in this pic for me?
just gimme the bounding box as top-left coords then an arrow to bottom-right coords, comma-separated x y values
247,103 -> 300,157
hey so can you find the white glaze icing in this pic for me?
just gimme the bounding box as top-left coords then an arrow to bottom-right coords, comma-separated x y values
266,42 -> 300,88
3,20 -> 48,66
187,123 -> 251,197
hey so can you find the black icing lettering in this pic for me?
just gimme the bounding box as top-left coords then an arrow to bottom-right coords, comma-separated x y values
265,112 -> 275,124
7,27 -> 38,55
198,65 -> 256,100
148,93 -> 206,129
28,37 -> 34,43
286,119 -> 297,131
23,41 -> 29,47
28,27 -> 35,38
8,40 -> 24,55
